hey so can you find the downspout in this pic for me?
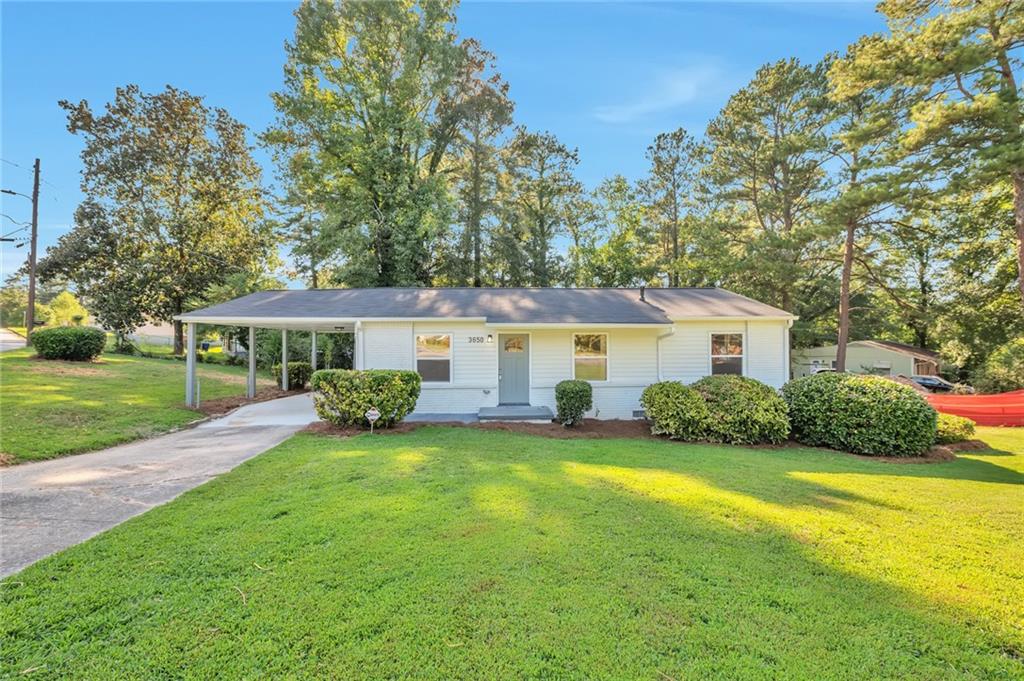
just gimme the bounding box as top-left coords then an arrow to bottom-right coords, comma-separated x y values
655,326 -> 676,382
784,319 -> 793,384
354,320 -> 363,370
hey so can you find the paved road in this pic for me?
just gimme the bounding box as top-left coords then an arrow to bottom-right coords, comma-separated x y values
0,393 -> 319,577
0,327 -> 26,352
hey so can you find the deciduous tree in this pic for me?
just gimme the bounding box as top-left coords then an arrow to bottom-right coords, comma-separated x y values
40,87 -> 272,353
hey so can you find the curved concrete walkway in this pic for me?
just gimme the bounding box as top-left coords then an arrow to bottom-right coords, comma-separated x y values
0,393 -> 318,578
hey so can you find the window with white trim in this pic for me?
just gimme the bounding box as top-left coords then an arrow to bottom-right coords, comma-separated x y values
573,333 -> 608,381
416,334 -> 451,382
710,333 -> 743,375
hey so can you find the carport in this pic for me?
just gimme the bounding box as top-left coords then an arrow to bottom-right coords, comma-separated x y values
175,308 -> 357,407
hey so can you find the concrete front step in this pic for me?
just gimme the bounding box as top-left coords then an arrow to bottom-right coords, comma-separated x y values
478,405 -> 555,423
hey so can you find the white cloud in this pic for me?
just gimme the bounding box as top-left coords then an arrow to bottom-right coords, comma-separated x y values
592,64 -> 721,124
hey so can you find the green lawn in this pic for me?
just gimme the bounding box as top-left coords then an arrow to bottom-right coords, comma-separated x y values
0,349 -> 273,463
2,427 -> 1022,679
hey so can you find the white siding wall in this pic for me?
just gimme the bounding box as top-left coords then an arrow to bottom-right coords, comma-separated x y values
660,320 -> 789,389
525,328 -> 659,419
360,318 -> 791,418
361,321 -> 499,413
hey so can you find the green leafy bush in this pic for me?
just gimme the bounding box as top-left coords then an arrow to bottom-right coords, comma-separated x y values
782,373 -> 937,457
691,375 -> 789,445
974,338 -> 1024,394
936,413 -> 976,444
30,326 -> 106,361
310,369 -> 421,428
555,379 -> 593,426
273,361 -> 313,390
640,381 -> 709,440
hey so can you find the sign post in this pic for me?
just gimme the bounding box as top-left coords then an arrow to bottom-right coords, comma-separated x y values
365,407 -> 381,434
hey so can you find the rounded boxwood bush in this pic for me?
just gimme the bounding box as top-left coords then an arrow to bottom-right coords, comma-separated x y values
782,372 -> 937,457
936,413 -> 976,444
555,379 -> 592,426
273,361 -> 313,390
30,326 -> 106,361
640,381 -> 709,440
691,375 -> 790,445
310,369 -> 421,428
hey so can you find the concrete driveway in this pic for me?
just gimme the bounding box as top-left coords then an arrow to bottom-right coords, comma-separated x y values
0,393 -> 319,577
0,327 -> 26,352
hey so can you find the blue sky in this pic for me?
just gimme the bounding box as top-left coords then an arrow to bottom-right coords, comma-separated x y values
1,1 -> 884,282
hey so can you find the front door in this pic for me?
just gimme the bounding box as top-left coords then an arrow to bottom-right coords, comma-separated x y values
498,334 -> 529,405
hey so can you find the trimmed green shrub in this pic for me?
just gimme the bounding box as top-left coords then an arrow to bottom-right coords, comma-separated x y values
555,379 -> 592,426
273,361 -> 313,390
310,369 -> 421,428
640,381 -> 709,440
782,373 -> 937,457
692,375 -> 789,445
936,413 -> 976,444
30,326 -> 106,361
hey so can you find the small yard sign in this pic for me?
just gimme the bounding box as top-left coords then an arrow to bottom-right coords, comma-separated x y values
365,407 -> 381,433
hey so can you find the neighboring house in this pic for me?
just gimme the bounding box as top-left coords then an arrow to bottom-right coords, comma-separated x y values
177,287 -> 796,420
792,340 -> 940,379
128,322 -> 176,347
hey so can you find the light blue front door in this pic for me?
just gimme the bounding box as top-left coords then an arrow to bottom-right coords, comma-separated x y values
498,334 -> 529,405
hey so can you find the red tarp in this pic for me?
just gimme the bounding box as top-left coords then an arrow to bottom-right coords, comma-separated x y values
926,391 -> 1024,426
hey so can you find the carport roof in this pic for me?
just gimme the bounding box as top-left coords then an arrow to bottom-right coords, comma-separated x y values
176,287 -> 795,327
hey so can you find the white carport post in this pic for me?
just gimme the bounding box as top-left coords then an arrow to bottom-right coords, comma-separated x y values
280,329 -> 289,390
247,326 -> 257,399
310,331 -> 318,371
185,322 -> 197,407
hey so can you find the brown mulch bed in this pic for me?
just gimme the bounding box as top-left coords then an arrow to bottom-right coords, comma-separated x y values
303,418 -> 986,464
303,418 -> 656,440
194,388 -> 305,417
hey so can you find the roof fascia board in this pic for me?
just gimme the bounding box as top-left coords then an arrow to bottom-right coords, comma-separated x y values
669,315 -> 798,322
485,322 -> 672,329
173,315 -> 488,324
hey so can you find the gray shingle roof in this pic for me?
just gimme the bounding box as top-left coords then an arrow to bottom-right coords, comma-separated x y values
178,287 -> 794,324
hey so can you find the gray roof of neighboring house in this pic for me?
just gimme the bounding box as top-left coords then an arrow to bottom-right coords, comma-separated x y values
853,340 -> 940,362
178,287 -> 795,325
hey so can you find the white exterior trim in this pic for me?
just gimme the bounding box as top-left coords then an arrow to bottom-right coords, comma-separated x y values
707,330 -> 747,377
571,332 -> 610,383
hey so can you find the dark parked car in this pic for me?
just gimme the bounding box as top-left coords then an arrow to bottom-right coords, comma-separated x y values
911,375 -> 973,393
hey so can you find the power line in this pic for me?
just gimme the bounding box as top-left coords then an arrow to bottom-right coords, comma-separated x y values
1,214 -> 31,228
2,158 -> 60,199
2,225 -> 30,238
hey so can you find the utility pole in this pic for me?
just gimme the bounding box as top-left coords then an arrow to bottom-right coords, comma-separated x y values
24,158 -> 40,346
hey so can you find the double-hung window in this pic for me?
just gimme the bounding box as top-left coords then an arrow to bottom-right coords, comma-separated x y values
416,334 -> 451,383
710,333 -> 743,375
573,333 -> 608,381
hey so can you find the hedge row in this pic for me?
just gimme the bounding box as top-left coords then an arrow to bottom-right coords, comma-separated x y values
641,375 -> 789,445
31,327 -> 106,361
642,372 -> 942,457
782,373 -> 936,457
273,361 -> 313,390
310,369 -> 421,428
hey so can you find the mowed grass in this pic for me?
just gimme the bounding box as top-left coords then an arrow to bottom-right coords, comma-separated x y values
3,427 -> 1022,679
0,349 -> 273,462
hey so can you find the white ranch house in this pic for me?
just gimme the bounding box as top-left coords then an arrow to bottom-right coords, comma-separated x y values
177,287 -> 796,421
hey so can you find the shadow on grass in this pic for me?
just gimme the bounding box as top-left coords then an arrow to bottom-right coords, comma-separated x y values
2,428 -> 1019,678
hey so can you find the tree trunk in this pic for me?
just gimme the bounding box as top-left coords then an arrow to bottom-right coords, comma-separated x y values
1014,170 -> 1024,309
173,319 -> 184,356
835,218 -> 857,372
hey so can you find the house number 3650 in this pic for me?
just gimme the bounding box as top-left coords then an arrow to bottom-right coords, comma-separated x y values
467,336 -> 485,343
